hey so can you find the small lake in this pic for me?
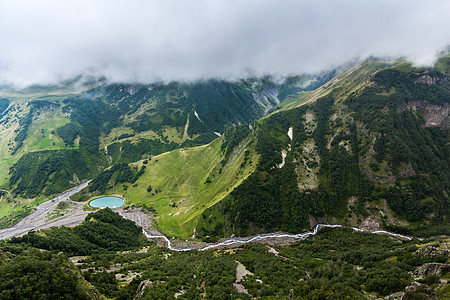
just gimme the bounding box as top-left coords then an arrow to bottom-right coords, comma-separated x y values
89,196 -> 125,209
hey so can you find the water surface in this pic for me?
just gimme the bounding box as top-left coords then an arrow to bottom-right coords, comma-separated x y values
89,196 -> 125,209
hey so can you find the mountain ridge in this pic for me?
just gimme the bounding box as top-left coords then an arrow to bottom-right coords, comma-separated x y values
0,58 -> 449,241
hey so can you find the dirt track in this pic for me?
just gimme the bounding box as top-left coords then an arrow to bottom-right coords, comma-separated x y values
0,181 -> 91,240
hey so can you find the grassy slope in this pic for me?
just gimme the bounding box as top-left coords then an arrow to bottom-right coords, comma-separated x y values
0,91 -> 80,217
278,60 -> 395,112
106,137 -> 257,238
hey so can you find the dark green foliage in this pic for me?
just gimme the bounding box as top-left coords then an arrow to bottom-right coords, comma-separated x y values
88,163 -> 146,193
57,122 -> 80,147
3,223 -> 447,299
311,95 -> 334,169
91,80 -> 278,148
345,68 -> 449,223
276,72 -> 336,103
200,96 -> 373,237
28,100 -> 60,110
200,67 -> 448,238
12,101 -> 62,154
9,149 -> 101,197
365,265 -> 411,295
0,97 -> 9,116
107,139 -> 177,164
7,78 -> 287,199
10,208 -> 144,256
12,109 -> 33,155
199,106 -> 317,237
383,187 -> 431,222
0,249 -> 92,299
221,124 -> 251,164
82,270 -> 117,297
60,97 -> 121,153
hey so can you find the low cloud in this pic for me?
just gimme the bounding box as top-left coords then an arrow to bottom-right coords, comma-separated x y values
0,0 -> 449,88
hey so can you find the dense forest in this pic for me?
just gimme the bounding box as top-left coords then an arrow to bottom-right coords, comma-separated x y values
197,67 -> 449,239
1,209 -> 448,299
9,208 -> 145,256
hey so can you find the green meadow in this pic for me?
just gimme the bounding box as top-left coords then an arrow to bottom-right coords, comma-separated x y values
106,137 -> 258,239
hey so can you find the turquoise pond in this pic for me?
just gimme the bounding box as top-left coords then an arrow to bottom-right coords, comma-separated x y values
89,196 -> 125,209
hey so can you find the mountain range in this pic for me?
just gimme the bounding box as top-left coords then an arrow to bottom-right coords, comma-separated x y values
0,56 -> 449,299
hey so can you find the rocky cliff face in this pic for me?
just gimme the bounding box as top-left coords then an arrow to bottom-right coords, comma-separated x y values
413,263 -> 450,277
414,73 -> 448,85
403,100 -> 449,128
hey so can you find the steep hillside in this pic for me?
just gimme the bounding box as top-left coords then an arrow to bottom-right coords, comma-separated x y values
73,129 -> 257,239
196,60 -> 449,239
80,59 -> 449,240
0,76 -> 320,221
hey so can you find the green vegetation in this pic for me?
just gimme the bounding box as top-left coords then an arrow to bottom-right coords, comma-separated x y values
76,61 -> 449,240
1,211 -> 448,299
10,149 -> 102,197
0,206 -> 34,229
88,163 -> 146,193
0,247 -> 99,299
3,77 -> 297,206
198,61 -> 449,239
0,98 -> 9,117
99,137 -> 257,238
10,208 -> 144,256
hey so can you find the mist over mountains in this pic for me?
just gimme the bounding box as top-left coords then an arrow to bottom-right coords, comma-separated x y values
1,0 -> 450,88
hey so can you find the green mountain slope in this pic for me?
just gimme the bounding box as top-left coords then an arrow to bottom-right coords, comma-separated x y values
196,60 -> 449,239
1,77 -> 319,219
1,58 -> 448,240
79,59 -> 449,240
77,130 -> 257,238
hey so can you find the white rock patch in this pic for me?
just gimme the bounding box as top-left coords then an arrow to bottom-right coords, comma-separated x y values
287,127 -> 293,140
278,150 -> 288,168
194,110 -> 203,123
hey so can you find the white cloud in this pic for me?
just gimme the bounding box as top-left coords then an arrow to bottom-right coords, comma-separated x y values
0,0 -> 449,88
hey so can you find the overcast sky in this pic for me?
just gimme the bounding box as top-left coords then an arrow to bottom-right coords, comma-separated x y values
1,0 -> 449,88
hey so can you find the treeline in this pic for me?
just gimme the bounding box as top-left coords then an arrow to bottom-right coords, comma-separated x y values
0,97 -> 9,116
58,97 -> 121,153
94,80 -> 272,146
198,104 -> 312,237
88,163 -> 146,193
11,109 -> 33,155
12,100 -> 61,155
2,215 -> 448,299
107,139 -> 177,164
0,206 -> 34,229
199,95 -> 373,237
9,208 -> 144,256
111,229 -> 446,298
10,149 -> 102,197
199,67 -> 449,239
8,77 -> 293,199
220,124 -> 251,165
